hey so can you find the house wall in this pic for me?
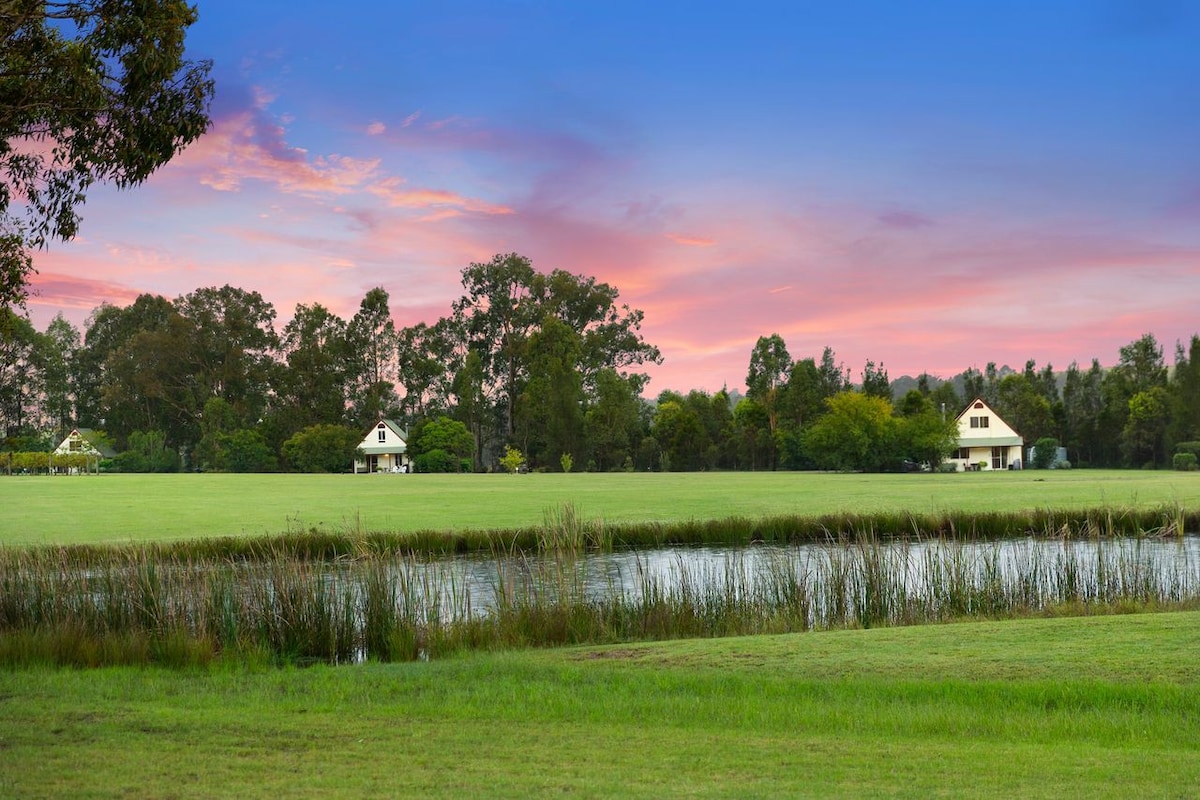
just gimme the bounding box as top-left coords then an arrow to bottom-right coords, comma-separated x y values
354,421 -> 411,473
947,445 -> 1024,471
949,400 -> 1024,471
955,402 -> 1021,441
53,432 -> 101,458
355,452 -> 411,473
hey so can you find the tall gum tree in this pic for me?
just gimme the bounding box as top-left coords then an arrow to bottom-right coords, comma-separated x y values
449,253 -> 659,455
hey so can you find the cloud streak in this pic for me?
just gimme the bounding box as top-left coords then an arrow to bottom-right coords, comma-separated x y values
18,2 -> 1200,398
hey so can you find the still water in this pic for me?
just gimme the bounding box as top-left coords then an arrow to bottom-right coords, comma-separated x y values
394,534 -> 1200,617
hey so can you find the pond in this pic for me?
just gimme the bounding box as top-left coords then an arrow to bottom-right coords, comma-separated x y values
389,533 -> 1200,620
7,533 -> 1198,664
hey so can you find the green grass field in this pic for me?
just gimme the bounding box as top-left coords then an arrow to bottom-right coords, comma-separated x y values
1,611 -> 1197,798
2,469 -> 1199,545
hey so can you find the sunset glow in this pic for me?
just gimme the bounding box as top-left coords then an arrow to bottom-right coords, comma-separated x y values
23,1 -> 1200,393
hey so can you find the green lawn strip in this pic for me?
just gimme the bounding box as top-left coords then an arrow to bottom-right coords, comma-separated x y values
1,613 -> 1197,798
2,470 -> 1199,545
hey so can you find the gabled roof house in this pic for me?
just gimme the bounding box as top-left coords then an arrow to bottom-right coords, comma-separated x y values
949,399 -> 1024,471
354,419 -> 411,474
53,428 -> 118,473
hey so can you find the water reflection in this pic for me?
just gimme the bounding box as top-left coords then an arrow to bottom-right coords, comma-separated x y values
413,534 -> 1200,617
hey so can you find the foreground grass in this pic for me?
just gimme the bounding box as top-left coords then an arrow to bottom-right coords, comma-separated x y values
3,469 -> 1199,545
0,612 -> 1197,798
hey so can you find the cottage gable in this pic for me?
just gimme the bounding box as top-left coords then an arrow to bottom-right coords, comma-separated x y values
949,399 -> 1024,471
54,429 -> 117,460
354,419 -> 411,473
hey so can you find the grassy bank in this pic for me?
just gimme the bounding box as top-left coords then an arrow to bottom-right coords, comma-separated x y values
1,612 -> 1197,798
2,469 -> 1199,545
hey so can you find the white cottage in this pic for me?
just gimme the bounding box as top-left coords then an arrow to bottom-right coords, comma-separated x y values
53,428 -> 118,473
949,399 -> 1024,471
354,419 -> 411,473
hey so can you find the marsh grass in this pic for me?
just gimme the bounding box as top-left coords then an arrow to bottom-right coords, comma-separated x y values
1,505 -> 1198,667
18,502 -> 1197,568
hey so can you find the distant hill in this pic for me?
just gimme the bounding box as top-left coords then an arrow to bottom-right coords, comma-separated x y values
890,364 -> 1078,403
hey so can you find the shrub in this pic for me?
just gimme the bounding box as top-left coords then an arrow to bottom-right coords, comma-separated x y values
1174,441 -> 1200,457
1031,437 -> 1060,470
499,446 -> 526,474
413,449 -> 470,474
221,429 -> 276,473
1173,452 -> 1198,471
409,417 -> 473,472
282,424 -> 361,473
120,430 -> 179,473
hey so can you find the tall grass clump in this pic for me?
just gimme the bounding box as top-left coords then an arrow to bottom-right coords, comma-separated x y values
1,514 -> 1198,668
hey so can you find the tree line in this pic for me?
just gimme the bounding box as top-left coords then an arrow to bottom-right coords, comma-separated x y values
2,252 -> 1198,472
1,253 -> 659,472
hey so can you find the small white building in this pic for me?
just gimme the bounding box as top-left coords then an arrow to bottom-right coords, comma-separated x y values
948,399 -> 1024,471
354,419 -> 411,474
53,428 -> 117,474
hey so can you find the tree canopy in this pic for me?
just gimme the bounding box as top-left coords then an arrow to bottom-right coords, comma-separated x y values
1,0 -> 213,306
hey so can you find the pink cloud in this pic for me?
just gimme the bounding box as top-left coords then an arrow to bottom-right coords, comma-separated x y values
28,272 -> 142,313
666,233 -> 716,247
158,92 -> 513,223
20,77 -> 1200,399
367,178 -> 514,215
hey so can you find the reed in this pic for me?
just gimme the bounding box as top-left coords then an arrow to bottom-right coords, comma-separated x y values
1,517 -> 1197,668
9,503 -> 1197,567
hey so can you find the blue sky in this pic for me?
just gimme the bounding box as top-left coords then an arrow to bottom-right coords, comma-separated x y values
27,0 -> 1200,391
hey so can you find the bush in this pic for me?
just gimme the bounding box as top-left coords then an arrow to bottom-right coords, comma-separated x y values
1174,441 -> 1200,457
1173,452 -> 1198,471
1031,437 -> 1060,470
282,424 -> 361,473
409,417 -> 473,472
499,446 -> 526,474
413,449 -> 469,474
114,431 -> 179,473
221,429 -> 276,473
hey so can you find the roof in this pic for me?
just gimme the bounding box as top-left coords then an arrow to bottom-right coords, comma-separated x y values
57,428 -> 118,459
957,436 -> 1023,448
358,444 -> 407,455
358,419 -> 408,455
379,419 -> 407,439
954,397 -> 1024,443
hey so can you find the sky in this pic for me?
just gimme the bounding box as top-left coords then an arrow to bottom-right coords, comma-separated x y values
24,0 -> 1200,394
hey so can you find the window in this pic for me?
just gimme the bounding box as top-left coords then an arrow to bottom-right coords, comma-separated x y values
969,416 -> 989,428
378,429 -> 386,442
954,448 -> 971,460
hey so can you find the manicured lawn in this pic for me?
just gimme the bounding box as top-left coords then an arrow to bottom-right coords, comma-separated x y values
1,611 -> 1197,798
2,469 -> 1198,545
